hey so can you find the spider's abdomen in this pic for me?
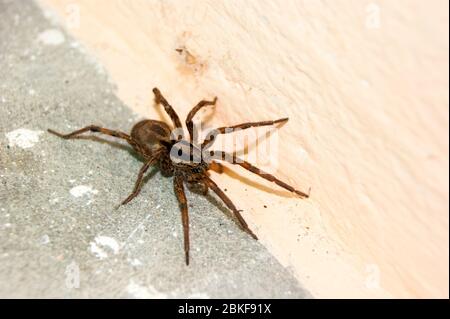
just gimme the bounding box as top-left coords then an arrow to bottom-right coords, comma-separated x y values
130,119 -> 171,156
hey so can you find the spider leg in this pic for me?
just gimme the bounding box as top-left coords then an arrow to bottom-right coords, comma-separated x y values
174,175 -> 190,265
201,118 -> 288,149
210,161 -> 224,174
152,88 -> 183,139
185,96 -> 218,143
47,125 -> 134,144
187,180 -> 209,196
117,155 -> 159,208
205,176 -> 258,240
213,151 -> 310,198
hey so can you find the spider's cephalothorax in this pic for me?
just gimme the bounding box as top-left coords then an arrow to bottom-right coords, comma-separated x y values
129,119 -> 208,178
130,119 -> 210,187
48,87 -> 310,265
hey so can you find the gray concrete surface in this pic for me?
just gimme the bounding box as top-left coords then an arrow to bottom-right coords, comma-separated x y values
0,0 -> 311,298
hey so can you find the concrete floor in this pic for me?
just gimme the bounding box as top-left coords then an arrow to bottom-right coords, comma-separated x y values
0,0 -> 311,298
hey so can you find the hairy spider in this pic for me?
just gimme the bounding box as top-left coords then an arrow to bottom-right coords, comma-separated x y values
48,88 -> 309,265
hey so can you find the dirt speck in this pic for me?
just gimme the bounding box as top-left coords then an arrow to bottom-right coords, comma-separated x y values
175,45 -> 208,76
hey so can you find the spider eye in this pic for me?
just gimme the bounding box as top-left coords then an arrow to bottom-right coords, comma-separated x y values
170,141 -> 202,164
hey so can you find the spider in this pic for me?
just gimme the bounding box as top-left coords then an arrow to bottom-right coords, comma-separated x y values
48,88 -> 310,265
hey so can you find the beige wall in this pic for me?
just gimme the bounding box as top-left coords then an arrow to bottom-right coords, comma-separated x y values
40,0 -> 449,298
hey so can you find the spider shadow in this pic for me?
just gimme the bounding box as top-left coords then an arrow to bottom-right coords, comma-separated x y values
188,185 -> 238,225
232,121 -> 286,158
218,164 -> 295,198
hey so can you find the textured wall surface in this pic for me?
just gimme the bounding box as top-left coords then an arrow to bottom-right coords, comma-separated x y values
40,0 -> 449,298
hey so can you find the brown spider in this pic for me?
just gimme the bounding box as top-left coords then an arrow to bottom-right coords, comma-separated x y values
48,88 -> 309,265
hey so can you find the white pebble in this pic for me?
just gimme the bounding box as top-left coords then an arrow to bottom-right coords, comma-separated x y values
40,234 -> 50,245
129,258 -> 142,266
88,235 -> 120,259
6,128 -> 43,149
89,242 -> 108,259
70,185 -> 98,198
95,236 -> 120,254
37,29 -> 65,46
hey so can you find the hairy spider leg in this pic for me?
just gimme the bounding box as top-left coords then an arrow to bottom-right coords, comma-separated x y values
205,176 -> 258,240
47,125 -> 145,154
213,151 -> 310,198
117,154 -> 160,207
201,118 -> 288,149
185,96 -> 218,143
152,87 -> 184,140
174,175 -> 190,265
48,125 -> 134,143
209,161 -> 225,174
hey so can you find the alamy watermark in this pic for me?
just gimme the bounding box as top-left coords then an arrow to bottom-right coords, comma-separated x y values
65,260 -> 80,289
